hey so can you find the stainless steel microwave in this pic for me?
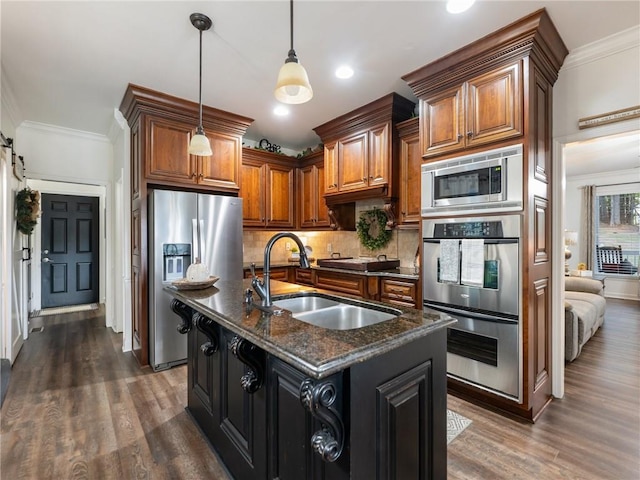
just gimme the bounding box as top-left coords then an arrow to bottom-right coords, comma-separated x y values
421,144 -> 523,217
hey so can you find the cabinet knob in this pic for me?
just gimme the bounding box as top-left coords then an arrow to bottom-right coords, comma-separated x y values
467,131 -> 473,138
362,177 -> 367,182
457,134 -> 463,140
401,211 -> 406,215
199,173 -> 204,178
191,172 -> 197,178
369,175 -> 374,180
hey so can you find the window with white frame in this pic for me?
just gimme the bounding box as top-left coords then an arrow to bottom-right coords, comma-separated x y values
595,183 -> 640,276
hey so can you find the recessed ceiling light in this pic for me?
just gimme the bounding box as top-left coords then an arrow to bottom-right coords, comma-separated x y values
273,105 -> 290,116
335,65 -> 354,79
446,0 -> 476,14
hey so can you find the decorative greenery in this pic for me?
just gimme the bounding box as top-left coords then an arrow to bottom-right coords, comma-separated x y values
16,187 -> 40,235
356,208 -> 392,251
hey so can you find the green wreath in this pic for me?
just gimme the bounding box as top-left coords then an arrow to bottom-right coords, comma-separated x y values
356,208 -> 392,251
16,188 -> 40,235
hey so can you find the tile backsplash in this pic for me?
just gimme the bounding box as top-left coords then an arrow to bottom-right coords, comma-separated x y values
243,200 -> 420,268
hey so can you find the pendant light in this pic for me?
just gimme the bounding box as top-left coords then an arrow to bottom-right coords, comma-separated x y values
188,13 -> 213,156
274,0 -> 313,104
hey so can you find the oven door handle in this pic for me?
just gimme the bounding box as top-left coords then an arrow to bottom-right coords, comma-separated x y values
423,239 -> 518,245
424,302 -> 518,324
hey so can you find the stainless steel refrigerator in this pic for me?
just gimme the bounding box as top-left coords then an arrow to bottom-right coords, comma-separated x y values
149,190 -> 243,371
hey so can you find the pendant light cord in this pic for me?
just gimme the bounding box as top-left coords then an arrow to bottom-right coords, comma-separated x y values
289,0 -> 294,51
197,28 -> 203,132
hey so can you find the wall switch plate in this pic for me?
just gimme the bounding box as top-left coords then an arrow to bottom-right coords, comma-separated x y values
327,243 -> 332,252
286,242 -> 291,251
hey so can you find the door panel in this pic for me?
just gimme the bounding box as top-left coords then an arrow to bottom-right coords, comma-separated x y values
41,194 -> 99,308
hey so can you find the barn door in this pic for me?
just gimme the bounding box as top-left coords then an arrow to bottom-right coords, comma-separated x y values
41,194 -> 99,308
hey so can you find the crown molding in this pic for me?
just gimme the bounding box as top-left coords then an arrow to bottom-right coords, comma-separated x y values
566,167 -> 639,184
20,121 -> 111,143
562,25 -> 640,71
107,108 -> 128,143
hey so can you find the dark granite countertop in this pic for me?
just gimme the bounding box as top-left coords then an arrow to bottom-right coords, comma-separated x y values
242,262 -> 419,280
166,279 -> 454,379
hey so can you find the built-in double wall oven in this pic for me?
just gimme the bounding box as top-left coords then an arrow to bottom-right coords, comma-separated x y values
423,214 -> 522,401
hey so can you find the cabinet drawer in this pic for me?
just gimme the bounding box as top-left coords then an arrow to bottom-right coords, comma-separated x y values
244,266 -> 291,283
295,268 -> 314,286
315,271 -> 365,297
380,278 -> 417,307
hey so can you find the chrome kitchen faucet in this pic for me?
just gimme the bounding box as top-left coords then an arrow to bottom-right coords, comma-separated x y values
251,232 -> 310,308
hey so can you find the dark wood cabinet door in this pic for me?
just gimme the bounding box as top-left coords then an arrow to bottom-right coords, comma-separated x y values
217,329 -> 267,480
368,123 -> 390,187
420,85 -> 464,158
337,132 -> 368,192
314,270 -> 366,297
398,118 -> 421,225
241,160 -> 266,227
299,162 -> 329,229
324,142 -> 338,194
198,130 -> 241,191
466,62 -> 522,147
146,117 -> 197,183
298,164 -> 316,228
314,163 -> 329,227
266,164 -> 295,228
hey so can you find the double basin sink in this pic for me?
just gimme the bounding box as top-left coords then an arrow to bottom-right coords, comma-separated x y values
272,293 -> 402,330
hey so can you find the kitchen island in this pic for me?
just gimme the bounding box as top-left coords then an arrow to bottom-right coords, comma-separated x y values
167,279 -> 454,480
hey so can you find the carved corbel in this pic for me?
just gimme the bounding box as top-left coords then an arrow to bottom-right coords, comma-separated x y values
383,200 -> 397,229
171,299 -> 193,334
229,335 -> 265,394
193,312 -> 219,356
299,378 -> 345,463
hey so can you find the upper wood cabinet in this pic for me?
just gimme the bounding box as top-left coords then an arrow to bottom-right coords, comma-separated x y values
241,148 -> 295,229
314,93 -> 415,207
420,62 -> 522,158
396,117 -> 421,226
298,151 -> 329,229
119,83 -> 253,367
145,118 -> 242,190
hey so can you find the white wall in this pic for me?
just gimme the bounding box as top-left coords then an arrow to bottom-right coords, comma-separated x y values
15,122 -> 116,327
550,26 -> 640,397
1,69 -> 27,363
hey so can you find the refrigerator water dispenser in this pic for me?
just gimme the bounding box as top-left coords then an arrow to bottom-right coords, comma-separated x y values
163,243 -> 191,282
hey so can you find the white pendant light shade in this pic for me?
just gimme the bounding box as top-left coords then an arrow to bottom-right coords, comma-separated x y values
274,0 -> 312,105
189,132 -> 213,156
274,58 -> 313,104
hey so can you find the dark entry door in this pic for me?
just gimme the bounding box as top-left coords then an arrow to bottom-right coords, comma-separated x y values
41,194 -> 99,308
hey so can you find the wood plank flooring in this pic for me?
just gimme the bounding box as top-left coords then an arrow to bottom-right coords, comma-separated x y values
1,299 -> 638,479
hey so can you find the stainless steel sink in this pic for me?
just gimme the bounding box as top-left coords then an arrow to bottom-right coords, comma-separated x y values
272,296 -> 340,314
272,293 -> 401,330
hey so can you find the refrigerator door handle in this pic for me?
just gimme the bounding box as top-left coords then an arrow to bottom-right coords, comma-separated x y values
192,218 -> 199,262
199,219 -> 205,264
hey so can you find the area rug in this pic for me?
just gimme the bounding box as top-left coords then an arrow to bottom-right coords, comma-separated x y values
31,303 -> 98,317
447,409 -> 472,444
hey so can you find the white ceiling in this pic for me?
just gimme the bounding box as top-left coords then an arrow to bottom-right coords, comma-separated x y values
2,0 -> 640,162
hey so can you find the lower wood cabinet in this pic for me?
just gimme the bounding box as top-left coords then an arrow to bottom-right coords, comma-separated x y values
244,266 -> 292,283
380,277 -> 419,308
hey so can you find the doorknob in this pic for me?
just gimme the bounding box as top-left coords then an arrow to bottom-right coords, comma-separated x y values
42,257 -> 51,263
43,249 -> 49,254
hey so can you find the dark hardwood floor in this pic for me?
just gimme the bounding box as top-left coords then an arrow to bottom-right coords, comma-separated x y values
1,299 -> 638,479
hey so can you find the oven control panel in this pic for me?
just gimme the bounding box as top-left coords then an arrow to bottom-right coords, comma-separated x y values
434,221 -> 504,238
